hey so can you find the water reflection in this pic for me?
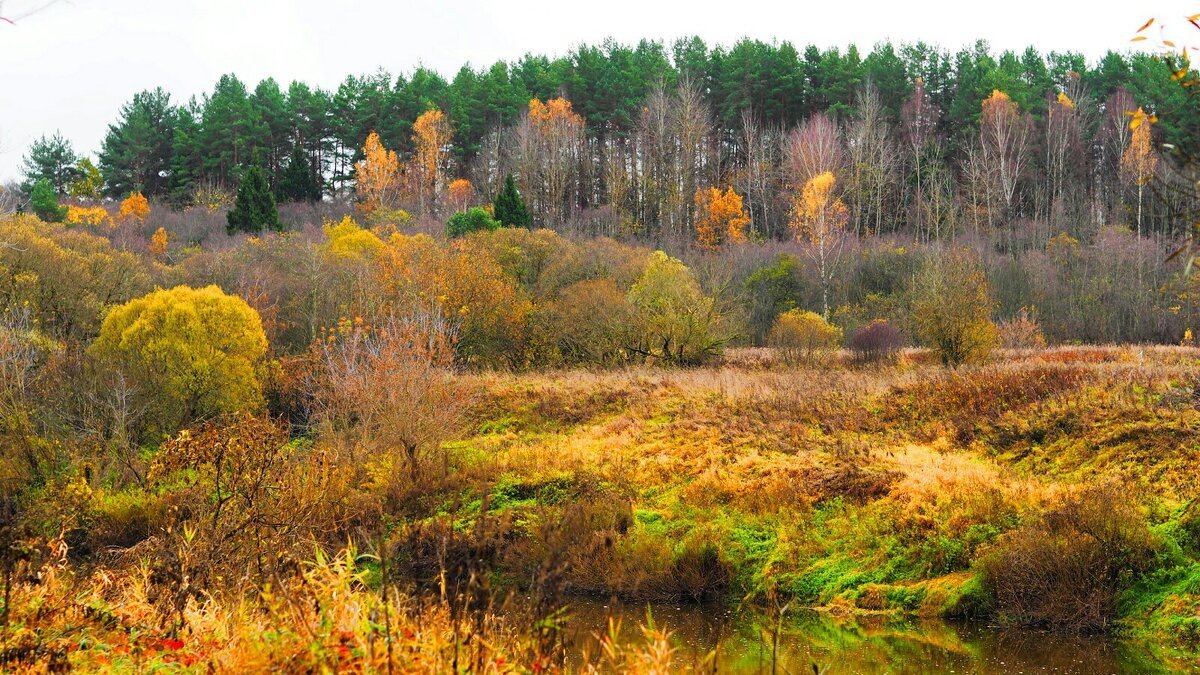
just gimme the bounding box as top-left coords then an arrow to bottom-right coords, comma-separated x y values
561,599 -> 1197,673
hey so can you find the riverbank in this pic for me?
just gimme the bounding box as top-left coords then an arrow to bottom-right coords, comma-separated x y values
448,346 -> 1200,650
6,345 -> 1200,671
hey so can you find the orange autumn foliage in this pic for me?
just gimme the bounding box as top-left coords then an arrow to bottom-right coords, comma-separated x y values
1122,107 -> 1158,187
377,234 -> 530,368
528,97 -> 585,133
149,226 -> 169,259
411,109 -> 452,209
118,192 -> 150,224
693,186 -> 750,250
65,204 -> 111,227
447,178 -> 475,211
355,131 -> 400,215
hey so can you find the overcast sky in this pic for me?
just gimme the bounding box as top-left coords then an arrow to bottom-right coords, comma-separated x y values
0,0 -> 1185,182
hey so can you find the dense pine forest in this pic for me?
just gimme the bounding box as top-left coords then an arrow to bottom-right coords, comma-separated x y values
8,30 -> 1200,673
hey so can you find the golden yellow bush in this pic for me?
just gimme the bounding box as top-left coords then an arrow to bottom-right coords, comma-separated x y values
88,285 -> 267,435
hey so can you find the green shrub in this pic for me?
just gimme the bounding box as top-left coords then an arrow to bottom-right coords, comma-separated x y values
30,178 -> 66,223
446,207 -> 500,238
743,254 -> 803,345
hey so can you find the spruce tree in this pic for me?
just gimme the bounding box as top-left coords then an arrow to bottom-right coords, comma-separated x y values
226,164 -> 280,234
276,145 -> 320,203
493,173 -> 530,228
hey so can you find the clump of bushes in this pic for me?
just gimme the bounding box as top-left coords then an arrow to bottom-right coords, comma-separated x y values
849,319 -> 904,364
768,309 -> 842,365
980,480 -> 1159,632
446,206 -> 500,238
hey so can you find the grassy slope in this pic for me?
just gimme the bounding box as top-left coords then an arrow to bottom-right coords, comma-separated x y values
448,346 -> 1200,653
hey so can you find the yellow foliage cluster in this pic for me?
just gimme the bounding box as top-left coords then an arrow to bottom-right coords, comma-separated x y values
768,309 -> 843,364
88,284 -> 267,431
323,215 -> 385,260
65,204 -> 111,227
790,171 -> 848,243
1122,107 -> 1159,186
693,186 -> 750,250
118,192 -> 150,223
412,109 -> 451,192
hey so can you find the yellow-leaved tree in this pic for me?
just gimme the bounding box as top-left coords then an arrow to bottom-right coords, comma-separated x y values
789,171 -> 849,319
1121,107 -> 1159,237
88,285 -> 268,437
65,205 -> 111,227
627,250 -> 727,365
149,226 -> 169,260
355,131 -> 400,216
693,186 -> 750,250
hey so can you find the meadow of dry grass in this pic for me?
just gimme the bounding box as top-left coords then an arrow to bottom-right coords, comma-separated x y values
6,345 -> 1200,671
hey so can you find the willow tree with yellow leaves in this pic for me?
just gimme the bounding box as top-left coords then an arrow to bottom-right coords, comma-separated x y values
693,186 -> 750,250
1122,108 -> 1159,237
354,131 -> 400,216
790,171 -> 850,319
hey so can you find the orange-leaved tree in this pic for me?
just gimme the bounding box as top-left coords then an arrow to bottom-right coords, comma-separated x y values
789,171 -> 849,319
693,186 -> 750,250
149,226 -> 169,260
118,192 -> 150,224
354,131 -> 400,216
377,234 -> 530,368
447,178 -> 475,212
411,108 -> 452,214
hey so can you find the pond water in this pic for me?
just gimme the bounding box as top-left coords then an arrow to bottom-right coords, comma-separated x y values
559,599 -> 1197,674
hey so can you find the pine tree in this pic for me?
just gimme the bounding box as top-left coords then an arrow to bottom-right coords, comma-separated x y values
21,132 -> 78,196
276,144 -> 320,203
227,164 -> 280,234
493,173 -> 530,228
98,88 -> 177,198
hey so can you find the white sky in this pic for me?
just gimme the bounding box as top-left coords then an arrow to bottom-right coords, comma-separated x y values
0,0 -> 1187,182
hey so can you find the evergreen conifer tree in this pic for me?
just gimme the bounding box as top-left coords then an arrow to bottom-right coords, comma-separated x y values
493,173 -> 530,228
227,164 -> 280,234
276,144 -> 320,203
31,179 -> 66,222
